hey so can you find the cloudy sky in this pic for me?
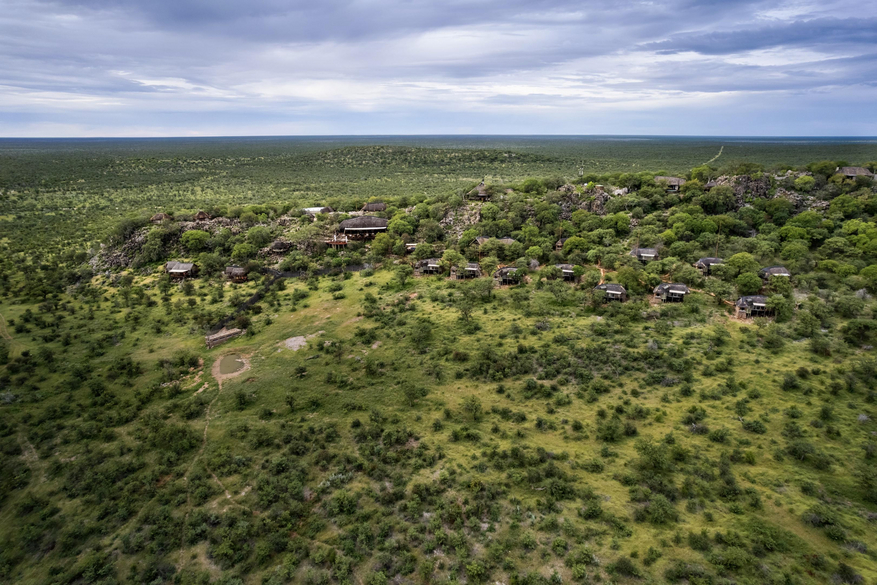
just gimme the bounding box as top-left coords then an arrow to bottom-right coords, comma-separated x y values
1,0 -> 876,137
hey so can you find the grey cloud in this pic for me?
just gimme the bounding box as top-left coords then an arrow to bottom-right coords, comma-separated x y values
641,17 -> 877,55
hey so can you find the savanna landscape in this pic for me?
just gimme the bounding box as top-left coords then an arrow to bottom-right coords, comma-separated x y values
2,136 -> 877,585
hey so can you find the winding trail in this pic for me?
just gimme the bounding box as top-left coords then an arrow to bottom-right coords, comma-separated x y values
703,145 -> 724,165
178,354 -> 251,569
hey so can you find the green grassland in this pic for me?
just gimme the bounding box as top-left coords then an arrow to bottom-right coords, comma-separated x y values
1,138 -> 877,585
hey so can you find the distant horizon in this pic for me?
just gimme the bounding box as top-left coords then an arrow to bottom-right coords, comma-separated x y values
2,134 -> 877,142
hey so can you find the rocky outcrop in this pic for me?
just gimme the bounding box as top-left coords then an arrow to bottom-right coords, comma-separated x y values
440,203 -> 480,240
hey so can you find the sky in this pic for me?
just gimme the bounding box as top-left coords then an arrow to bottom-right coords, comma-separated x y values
1,0 -> 876,137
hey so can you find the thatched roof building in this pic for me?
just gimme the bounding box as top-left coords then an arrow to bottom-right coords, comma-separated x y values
269,240 -> 291,253
194,211 -> 210,221
451,262 -> 480,279
631,247 -> 659,262
165,261 -> 198,279
415,258 -> 442,275
694,257 -> 723,275
655,176 -> 687,192
475,236 -> 517,246
361,202 -> 387,212
837,166 -> 873,179
303,206 -> 334,216
468,182 -> 491,201
654,283 -> 690,302
494,266 -> 520,285
759,266 -> 791,279
225,266 -> 248,282
150,212 -> 172,224
736,295 -> 770,317
555,264 -> 576,281
594,283 -> 627,302
339,215 -> 389,239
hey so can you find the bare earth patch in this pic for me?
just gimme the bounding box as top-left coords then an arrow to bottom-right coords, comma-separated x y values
283,330 -> 325,351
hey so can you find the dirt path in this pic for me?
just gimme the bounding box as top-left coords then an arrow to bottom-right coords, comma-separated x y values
178,354 -> 252,569
18,433 -> 45,483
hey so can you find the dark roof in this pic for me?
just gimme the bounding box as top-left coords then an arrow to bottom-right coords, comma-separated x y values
556,237 -> 569,246
339,216 -> 389,230
654,283 -> 690,295
655,176 -> 687,186
362,202 -> 387,212
631,247 -> 659,257
736,295 -> 768,309
494,266 -> 518,278
463,262 -> 480,271
695,257 -> 723,267
416,258 -> 441,268
705,180 -> 717,188
269,240 -> 291,250
595,283 -> 626,294
838,166 -> 873,177
555,264 -> 574,272
759,266 -> 791,278
225,266 -> 247,276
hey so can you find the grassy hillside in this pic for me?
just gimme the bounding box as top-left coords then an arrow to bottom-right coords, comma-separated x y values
1,139 -> 877,584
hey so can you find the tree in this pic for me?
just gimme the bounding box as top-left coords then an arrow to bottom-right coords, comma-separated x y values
246,226 -> 272,248
441,249 -> 464,272
181,230 -> 210,252
735,272 -> 762,296
395,264 -> 414,288
767,295 -> 793,322
727,252 -> 759,277
232,243 -> 257,261
470,277 -> 495,300
371,233 -> 394,257
794,175 -> 815,192
480,256 -> 499,280
462,395 -> 482,421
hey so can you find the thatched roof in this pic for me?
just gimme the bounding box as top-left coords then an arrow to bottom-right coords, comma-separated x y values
595,283 -> 626,295
303,206 -> 334,215
475,236 -> 516,246
166,261 -> 195,273
654,283 -> 690,295
462,262 -> 480,272
655,176 -> 687,186
759,266 -> 791,278
631,247 -> 659,258
361,202 -> 387,212
151,212 -> 172,222
494,266 -> 518,278
269,240 -> 291,251
695,257 -> 723,268
555,264 -> 574,272
736,295 -> 768,309
194,211 -> 210,220
838,166 -> 873,177
339,216 -> 389,230
225,266 -> 247,276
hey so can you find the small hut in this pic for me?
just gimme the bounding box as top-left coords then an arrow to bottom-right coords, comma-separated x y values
194,211 -> 210,221
704,180 -> 718,191
631,247 -> 659,263
415,258 -> 442,276
165,261 -> 198,279
467,182 -> 491,201
339,216 -> 389,239
695,257 -> 723,276
404,242 -> 418,254
269,240 -> 291,253
150,212 -> 172,224
303,206 -> 334,218
758,266 -> 791,280
555,264 -> 576,281
361,202 -> 387,213
225,266 -> 248,283
555,237 -> 569,251
494,266 -> 520,285
654,283 -> 690,303
736,295 -> 770,318
837,166 -> 874,180
594,283 -> 627,302
655,176 -> 687,192
451,262 -> 480,279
